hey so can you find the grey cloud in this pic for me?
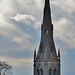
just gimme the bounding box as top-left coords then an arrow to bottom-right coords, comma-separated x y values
50,0 -> 75,49
0,0 -> 75,59
0,13 -> 34,51
0,56 -> 33,67
0,0 -> 44,52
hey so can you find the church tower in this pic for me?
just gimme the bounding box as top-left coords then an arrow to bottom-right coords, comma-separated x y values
34,0 -> 60,75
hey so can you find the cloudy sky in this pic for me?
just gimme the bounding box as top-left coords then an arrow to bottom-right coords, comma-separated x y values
0,0 -> 75,75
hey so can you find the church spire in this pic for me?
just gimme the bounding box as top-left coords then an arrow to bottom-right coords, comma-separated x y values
34,1 -> 61,75
35,0 -> 57,60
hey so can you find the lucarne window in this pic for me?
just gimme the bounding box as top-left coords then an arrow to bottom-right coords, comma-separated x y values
45,29 -> 48,34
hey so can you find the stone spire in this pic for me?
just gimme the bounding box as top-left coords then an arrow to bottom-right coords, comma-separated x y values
35,0 -> 57,60
43,0 -> 52,24
34,1 -> 61,75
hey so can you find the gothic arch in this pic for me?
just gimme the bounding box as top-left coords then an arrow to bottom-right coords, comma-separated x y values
53,69 -> 56,75
37,69 -> 40,75
49,69 -> 52,75
41,69 -> 43,75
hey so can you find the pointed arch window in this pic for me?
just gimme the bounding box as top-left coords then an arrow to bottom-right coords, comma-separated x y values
53,69 -> 56,75
41,69 -> 43,75
49,69 -> 52,75
37,69 -> 40,75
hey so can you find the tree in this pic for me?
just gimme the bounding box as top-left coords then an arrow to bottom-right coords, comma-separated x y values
0,62 -> 12,75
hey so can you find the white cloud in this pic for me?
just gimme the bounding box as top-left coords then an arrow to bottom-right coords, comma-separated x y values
52,0 -> 75,14
0,56 -> 33,67
13,14 -> 35,22
35,0 -> 44,10
12,14 -> 41,30
0,13 -> 34,51
51,0 -> 75,49
0,0 -> 42,51
0,0 -> 16,14
54,17 -> 75,48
